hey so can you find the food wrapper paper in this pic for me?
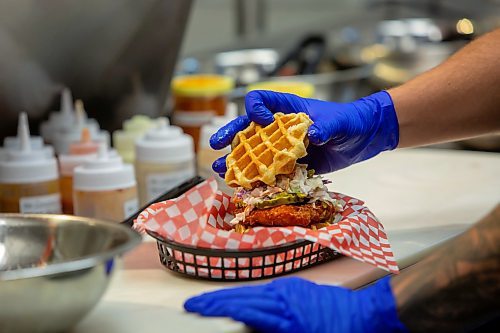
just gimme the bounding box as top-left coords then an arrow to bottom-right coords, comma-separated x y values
135,178 -> 399,275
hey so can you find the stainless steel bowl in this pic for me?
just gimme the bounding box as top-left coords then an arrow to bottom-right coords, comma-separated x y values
0,214 -> 141,333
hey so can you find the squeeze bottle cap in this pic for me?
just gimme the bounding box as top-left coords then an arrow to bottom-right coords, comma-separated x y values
59,148 -> 118,177
135,118 -> 194,163
73,143 -> 136,191
58,153 -> 97,177
69,127 -> 100,155
123,115 -> 156,133
39,88 -> 76,143
0,113 -> 58,183
143,118 -> 183,141
112,115 -> 157,163
3,136 -> 54,161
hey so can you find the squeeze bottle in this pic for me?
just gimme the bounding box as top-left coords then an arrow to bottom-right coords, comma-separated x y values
73,144 -> 138,222
0,113 -> 61,213
135,118 -> 195,205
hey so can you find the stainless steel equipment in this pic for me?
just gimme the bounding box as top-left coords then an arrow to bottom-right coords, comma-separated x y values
0,214 -> 141,333
369,18 -> 471,88
214,48 -> 280,86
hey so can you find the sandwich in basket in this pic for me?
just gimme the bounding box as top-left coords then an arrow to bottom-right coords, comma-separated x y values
224,112 -> 342,233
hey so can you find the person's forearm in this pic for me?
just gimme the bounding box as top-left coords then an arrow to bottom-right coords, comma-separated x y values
389,29 -> 500,148
391,204 -> 500,332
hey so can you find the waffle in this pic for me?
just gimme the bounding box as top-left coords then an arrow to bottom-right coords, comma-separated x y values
225,112 -> 312,189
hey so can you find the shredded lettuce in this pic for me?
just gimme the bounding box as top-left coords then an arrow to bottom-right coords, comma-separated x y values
231,164 -> 341,224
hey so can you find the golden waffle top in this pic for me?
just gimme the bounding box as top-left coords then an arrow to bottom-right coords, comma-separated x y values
225,112 -> 313,189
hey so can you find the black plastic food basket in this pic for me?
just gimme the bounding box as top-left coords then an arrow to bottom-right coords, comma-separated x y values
127,176 -> 341,281
147,230 -> 341,281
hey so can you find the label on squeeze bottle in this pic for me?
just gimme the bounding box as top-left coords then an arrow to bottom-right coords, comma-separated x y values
19,193 -> 62,214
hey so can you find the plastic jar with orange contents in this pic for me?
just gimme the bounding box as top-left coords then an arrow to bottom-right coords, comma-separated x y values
171,75 -> 234,151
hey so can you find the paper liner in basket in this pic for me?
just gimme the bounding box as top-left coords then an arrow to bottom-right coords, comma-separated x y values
135,178 -> 399,274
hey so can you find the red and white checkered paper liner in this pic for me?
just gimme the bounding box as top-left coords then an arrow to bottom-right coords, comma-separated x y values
135,178 -> 399,274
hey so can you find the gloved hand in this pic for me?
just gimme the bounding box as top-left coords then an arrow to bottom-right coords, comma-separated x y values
184,276 -> 407,333
210,90 -> 399,175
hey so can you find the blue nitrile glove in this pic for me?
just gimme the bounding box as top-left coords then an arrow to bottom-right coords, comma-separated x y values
210,90 -> 399,175
184,276 -> 407,333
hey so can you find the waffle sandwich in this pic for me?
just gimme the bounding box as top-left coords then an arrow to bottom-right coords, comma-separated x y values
225,112 -> 341,232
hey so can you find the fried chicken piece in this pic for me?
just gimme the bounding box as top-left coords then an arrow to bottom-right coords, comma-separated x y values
235,203 -> 336,228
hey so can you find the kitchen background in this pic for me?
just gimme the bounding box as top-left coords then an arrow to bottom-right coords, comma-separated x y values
0,0 -> 499,146
180,0 -> 500,151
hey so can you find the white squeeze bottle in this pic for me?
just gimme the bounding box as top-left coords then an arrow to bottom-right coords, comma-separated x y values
197,103 -> 237,194
73,144 -> 138,222
0,113 -> 61,213
135,117 -> 195,205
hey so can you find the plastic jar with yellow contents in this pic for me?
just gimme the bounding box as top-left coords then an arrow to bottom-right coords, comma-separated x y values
171,74 -> 234,151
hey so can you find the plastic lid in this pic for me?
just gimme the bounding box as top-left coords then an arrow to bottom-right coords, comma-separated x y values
60,145 -> 120,176
247,81 -> 315,98
58,153 -> 97,176
112,115 -> 157,161
69,127 -> 100,155
135,118 -> 194,163
2,137 -> 54,160
171,74 -> 234,97
0,113 -> 58,183
123,115 -> 156,133
199,103 -> 238,150
4,136 -> 43,150
73,144 -> 136,191
39,88 -> 76,143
